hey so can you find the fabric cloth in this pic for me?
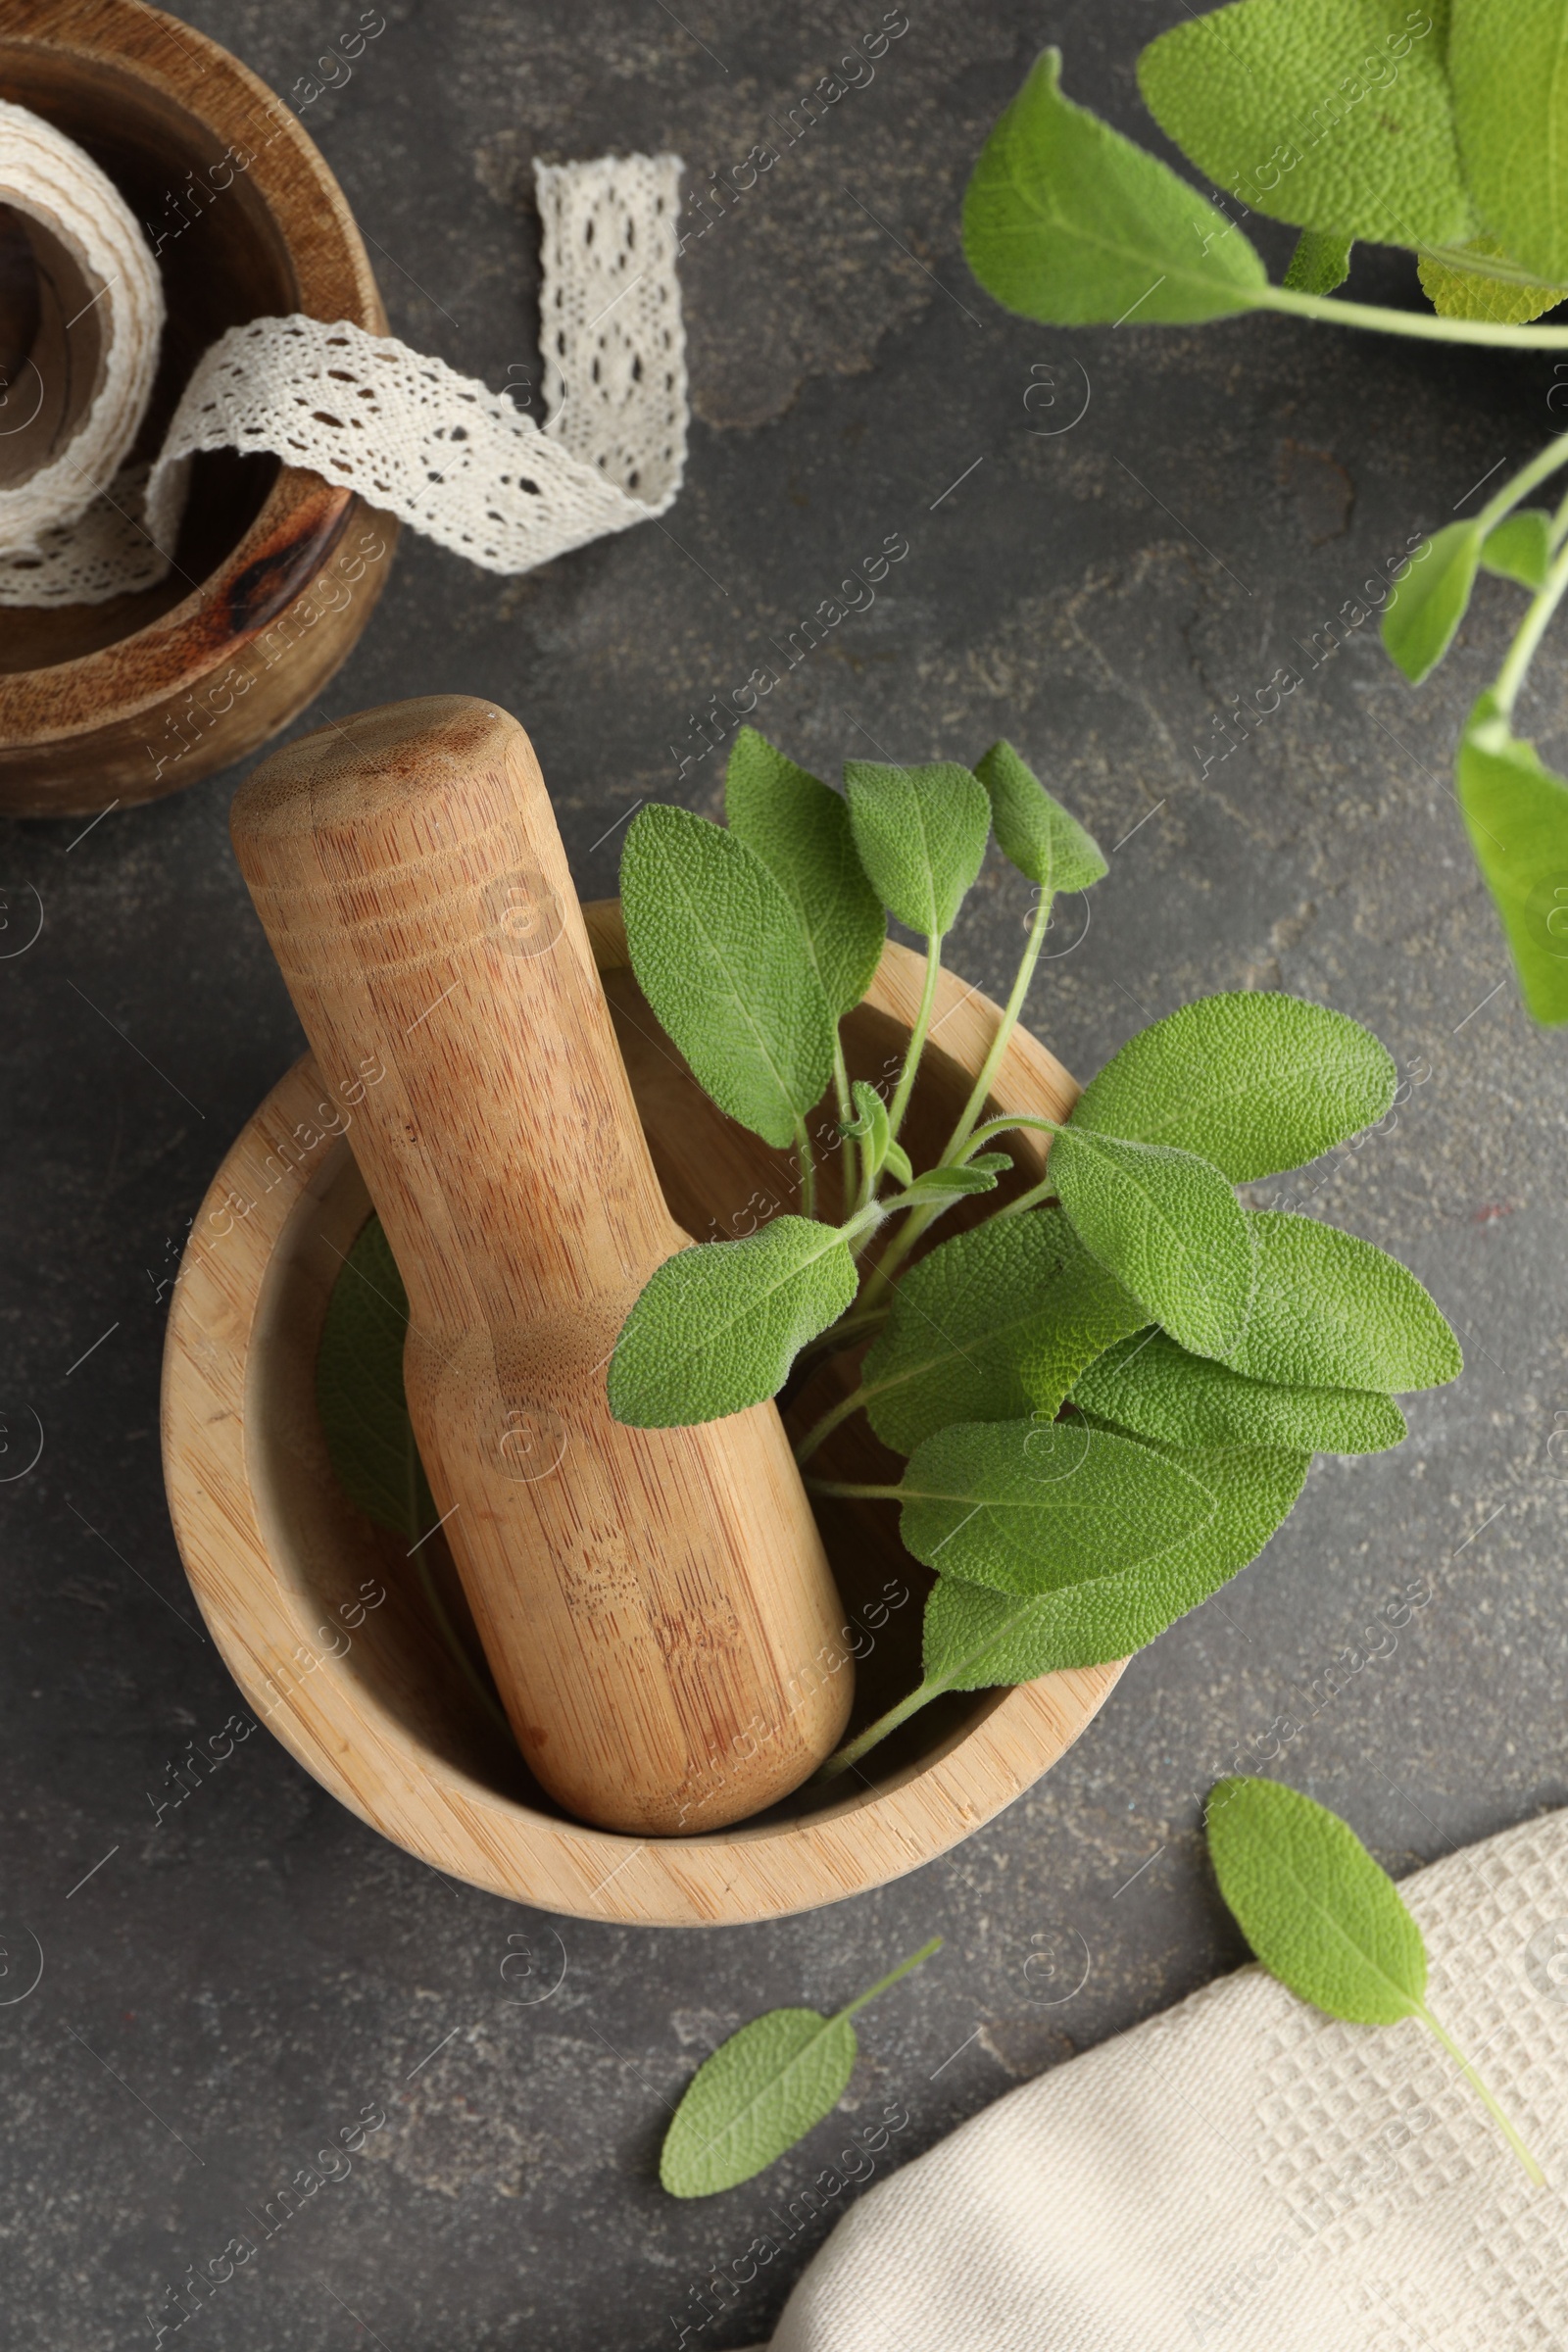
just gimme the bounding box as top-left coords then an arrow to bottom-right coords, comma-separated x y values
764,1808 -> 1568,2351
0,103 -> 685,606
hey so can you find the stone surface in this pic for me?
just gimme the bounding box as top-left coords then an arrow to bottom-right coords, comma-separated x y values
3,3 -> 1567,2346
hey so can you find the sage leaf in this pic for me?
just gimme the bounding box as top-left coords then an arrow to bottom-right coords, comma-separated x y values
859,1207 -> 1144,1456
660,1939 -> 940,2197
1075,1327 -> 1406,1454
1480,508 -> 1553,591
1207,1776 -> 1426,2023
962,48 -> 1268,325
725,727 -> 885,1019
896,1418 -> 1214,1595
1221,1211 -> 1462,1393
973,740 -> 1107,894
846,1077 -> 892,1178
1382,519 -> 1481,685
1050,1127 -> 1256,1360
621,804 -> 835,1150
1209,1777 -> 1544,2180
920,1440 -> 1309,1681
609,1218 -> 858,1428
1418,238 -> 1568,327
317,1212 -> 434,1540
1449,0 -> 1568,282
1283,227 -> 1351,296
843,759 -> 990,937
1456,691 -> 1568,1025
1138,0 -> 1474,247
1066,992 -> 1396,1181
899,1159 -> 1006,1202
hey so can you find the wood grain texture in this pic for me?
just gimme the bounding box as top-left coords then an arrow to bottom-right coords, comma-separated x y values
163,882 -> 1122,1925
0,0 -> 397,816
229,697 -> 854,1835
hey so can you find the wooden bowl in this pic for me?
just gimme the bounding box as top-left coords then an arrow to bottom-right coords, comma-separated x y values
0,0 -> 398,818
161,905 -> 1122,1926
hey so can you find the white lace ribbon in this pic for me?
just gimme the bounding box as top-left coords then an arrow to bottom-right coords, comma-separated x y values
0,110 -> 685,609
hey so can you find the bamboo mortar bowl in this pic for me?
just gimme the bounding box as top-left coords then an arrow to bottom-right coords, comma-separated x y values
0,0 -> 398,818
162,905 -> 1123,1927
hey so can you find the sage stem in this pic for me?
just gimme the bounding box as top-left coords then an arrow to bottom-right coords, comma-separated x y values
956,1112 -> 1062,1160
942,885 -> 1055,1165
1259,284 -> 1568,350
1471,433 -> 1568,540
1415,2002 -> 1544,2185
886,933 -> 944,1144
992,1169 -> 1060,1222
816,1678 -> 944,1778
1494,536 -> 1568,719
834,1936 -> 943,2021
794,1383 -> 870,1466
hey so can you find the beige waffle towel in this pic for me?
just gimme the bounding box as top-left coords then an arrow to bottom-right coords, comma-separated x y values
765,1808 -> 1568,2350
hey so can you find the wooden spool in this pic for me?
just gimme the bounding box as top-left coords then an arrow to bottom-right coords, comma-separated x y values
0,0 -> 397,818
162,896 -> 1123,1925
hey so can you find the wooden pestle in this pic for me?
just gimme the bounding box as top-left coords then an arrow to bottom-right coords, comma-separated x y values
231,696 -> 853,1835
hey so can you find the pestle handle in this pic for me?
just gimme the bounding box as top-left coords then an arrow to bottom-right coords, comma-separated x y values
231,697 -> 851,1835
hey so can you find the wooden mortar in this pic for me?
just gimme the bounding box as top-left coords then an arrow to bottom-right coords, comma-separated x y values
0,0 -> 398,817
162,898 -> 1123,1924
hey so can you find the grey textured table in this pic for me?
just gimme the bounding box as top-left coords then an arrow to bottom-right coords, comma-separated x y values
5,5 -> 1566,2346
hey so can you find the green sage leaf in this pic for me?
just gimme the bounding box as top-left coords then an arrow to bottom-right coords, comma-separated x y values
1050,1127 -> 1256,1360
962,48 -> 1268,325
897,1418 -> 1214,1596
1206,1777 -> 1425,2026
1075,1327 -> 1407,1454
662,2008 -> 856,2199
609,1217 -> 858,1428
1138,0 -> 1473,247
860,1207 -> 1145,1456
1283,227 -> 1351,295
883,1138 -> 913,1188
1481,507 -> 1554,590
846,1077 -> 892,1176
899,1160 -> 1005,1201
920,1440 -> 1309,1681
1449,0 -> 1568,283
1066,992 -> 1396,1181
621,804 -> 835,1150
317,1213 -> 435,1540
1208,1776 -> 1544,2180
843,759 -> 991,937
973,740 -> 1107,894
1418,238 -> 1568,327
1456,691 -> 1568,1025
725,727 -> 885,1019
1381,519 -> 1481,685
660,1939 -> 940,2197
1222,1210 -> 1462,1392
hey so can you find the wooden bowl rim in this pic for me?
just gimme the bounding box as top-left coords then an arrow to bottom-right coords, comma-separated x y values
161,906 -> 1123,1926
0,0 -> 388,729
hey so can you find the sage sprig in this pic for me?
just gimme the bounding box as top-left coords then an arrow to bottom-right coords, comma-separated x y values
604,725 -> 1460,1779
960,9 -> 1568,1024
659,1936 -> 940,2197
1207,1778 -> 1544,2184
